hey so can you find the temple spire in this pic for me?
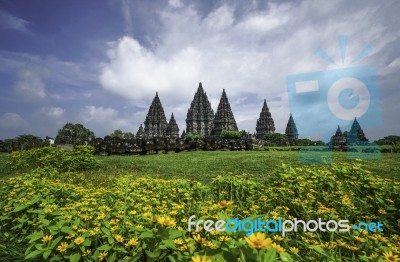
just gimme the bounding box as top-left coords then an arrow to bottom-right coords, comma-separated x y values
285,114 -> 298,143
144,92 -> 167,137
212,89 -> 238,136
166,113 -> 179,138
255,99 -> 275,139
186,82 -> 214,136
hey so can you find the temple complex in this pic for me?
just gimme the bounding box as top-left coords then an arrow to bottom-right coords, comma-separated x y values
285,114 -> 298,142
211,89 -> 238,136
186,83 -> 214,137
255,99 -> 275,139
143,92 -> 167,138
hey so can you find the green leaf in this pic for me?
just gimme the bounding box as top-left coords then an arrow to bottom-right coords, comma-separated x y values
25,250 -> 43,259
97,244 -> 112,251
26,231 -> 44,244
43,250 -> 51,260
50,236 -> 64,249
262,248 -> 276,262
61,226 -> 75,235
145,249 -> 161,258
69,252 -> 81,262
280,252 -> 293,262
101,227 -> 111,237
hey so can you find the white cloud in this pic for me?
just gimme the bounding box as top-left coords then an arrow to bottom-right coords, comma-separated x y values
169,0 -> 183,8
99,0 -> 400,137
78,106 -> 133,136
41,107 -> 66,118
14,69 -> 47,102
0,112 -> 28,131
0,10 -> 29,33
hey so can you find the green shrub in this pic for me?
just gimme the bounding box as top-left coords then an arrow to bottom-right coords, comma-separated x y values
185,132 -> 203,142
7,145 -> 99,173
220,130 -> 243,139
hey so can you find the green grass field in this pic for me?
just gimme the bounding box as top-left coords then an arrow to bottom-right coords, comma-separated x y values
1,151 -> 400,181
92,151 -> 400,182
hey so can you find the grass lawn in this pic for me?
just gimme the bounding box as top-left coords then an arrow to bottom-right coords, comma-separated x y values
1,151 -> 399,181
89,151 -> 400,182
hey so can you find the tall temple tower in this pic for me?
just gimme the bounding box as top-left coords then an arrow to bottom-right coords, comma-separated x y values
212,89 -> 238,136
348,117 -> 368,144
255,99 -> 275,139
144,92 -> 167,137
285,114 -> 298,142
186,83 -> 214,136
166,113 -> 179,138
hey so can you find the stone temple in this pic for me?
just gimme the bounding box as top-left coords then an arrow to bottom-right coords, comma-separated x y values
138,82 -> 297,140
211,89 -> 238,136
186,83 -> 214,137
255,99 -> 275,139
143,92 -> 167,137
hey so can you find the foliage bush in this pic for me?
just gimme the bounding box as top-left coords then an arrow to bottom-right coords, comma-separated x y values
185,132 -> 203,142
220,130 -> 244,139
6,145 -> 99,173
0,161 -> 399,261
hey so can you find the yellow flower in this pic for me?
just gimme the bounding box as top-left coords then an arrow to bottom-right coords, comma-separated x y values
113,234 -> 124,243
191,255 -> 212,262
157,216 -> 176,227
272,235 -> 284,241
56,242 -> 68,253
218,200 -> 233,209
272,243 -> 285,253
41,235 -> 53,243
289,247 -> 299,254
270,211 -> 279,220
125,237 -> 139,247
383,251 -> 399,262
98,251 -> 108,261
82,249 -> 92,257
74,236 -> 85,246
245,232 -> 273,250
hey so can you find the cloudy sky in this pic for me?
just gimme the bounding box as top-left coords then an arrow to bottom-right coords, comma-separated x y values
0,0 -> 399,141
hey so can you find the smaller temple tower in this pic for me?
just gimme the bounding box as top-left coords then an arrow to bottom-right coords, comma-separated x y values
136,124 -> 144,139
166,113 -> 179,138
348,118 -> 368,144
212,89 -> 238,136
144,92 -> 168,138
285,114 -> 298,143
255,99 -> 275,139
331,125 -> 346,146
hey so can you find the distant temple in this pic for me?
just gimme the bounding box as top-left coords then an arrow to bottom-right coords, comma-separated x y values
186,83 -> 214,137
285,114 -> 298,144
143,92 -> 168,137
211,89 -> 238,136
347,117 -> 368,144
166,113 -> 179,138
331,125 -> 346,146
255,99 -> 275,139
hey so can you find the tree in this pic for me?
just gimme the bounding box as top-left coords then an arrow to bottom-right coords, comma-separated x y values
110,129 -> 124,139
123,132 -> 135,140
55,123 -> 95,145
264,133 -> 288,146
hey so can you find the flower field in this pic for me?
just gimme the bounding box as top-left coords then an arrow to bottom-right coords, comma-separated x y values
0,148 -> 399,261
